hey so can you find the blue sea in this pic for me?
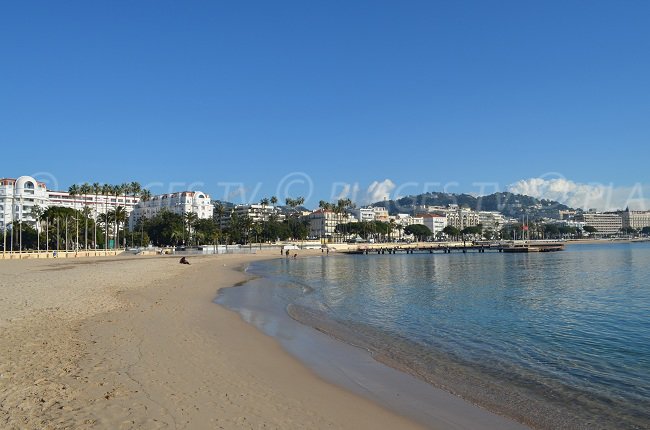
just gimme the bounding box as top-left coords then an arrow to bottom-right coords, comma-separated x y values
218,243 -> 650,429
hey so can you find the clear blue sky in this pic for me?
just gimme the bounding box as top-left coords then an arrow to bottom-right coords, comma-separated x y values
2,1 -> 649,206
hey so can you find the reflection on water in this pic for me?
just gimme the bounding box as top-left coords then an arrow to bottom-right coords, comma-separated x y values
246,243 -> 650,429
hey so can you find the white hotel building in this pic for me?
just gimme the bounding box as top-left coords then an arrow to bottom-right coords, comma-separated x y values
128,191 -> 214,228
0,176 -> 49,230
1,175 -> 139,231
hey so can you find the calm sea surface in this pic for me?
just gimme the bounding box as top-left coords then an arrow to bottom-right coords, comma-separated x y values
227,243 -> 650,429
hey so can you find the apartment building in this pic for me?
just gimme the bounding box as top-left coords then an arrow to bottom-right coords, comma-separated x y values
621,208 -> 650,229
576,212 -> 623,235
1,175 -> 139,230
129,191 -> 213,228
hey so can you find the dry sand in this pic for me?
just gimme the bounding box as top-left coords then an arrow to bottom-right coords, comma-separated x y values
0,251 -> 431,429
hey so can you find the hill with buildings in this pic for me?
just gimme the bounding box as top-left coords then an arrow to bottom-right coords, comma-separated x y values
371,191 -> 573,220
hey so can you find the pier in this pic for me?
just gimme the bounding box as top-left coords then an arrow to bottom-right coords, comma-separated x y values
339,241 -> 565,255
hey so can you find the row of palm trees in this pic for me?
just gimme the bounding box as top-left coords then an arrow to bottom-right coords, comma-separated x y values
66,181 -> 151,250
319,198 -> 355,242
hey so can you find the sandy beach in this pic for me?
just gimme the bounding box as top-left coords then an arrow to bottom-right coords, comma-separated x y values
0,251 -> 530,429
0,252 -> 433,429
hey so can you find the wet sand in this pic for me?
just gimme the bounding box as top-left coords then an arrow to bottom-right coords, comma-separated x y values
0,252 -> 427,429
0,250 -> 525,429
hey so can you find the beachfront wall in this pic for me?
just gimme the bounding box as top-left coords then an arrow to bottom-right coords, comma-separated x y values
1,250 -> 124,260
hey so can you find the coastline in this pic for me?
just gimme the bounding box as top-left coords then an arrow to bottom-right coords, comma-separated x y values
0,252 -> 427,429
219,258 -> 529,430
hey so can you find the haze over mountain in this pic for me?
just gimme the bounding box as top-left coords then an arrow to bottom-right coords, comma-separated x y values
371,192 -> 573,220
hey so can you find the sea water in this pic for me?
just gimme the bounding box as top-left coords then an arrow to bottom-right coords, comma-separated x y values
219,243 -> 650,429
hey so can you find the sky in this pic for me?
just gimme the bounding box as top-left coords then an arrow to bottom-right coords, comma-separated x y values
2,1 -> 649,210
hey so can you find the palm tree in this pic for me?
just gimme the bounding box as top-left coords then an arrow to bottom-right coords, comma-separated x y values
68,184 -> 79,212
30,205 -> 44,251
184,212 -> 199,245
138,189 -> 152,247
120,183 -> 132,248
67,185 -> 80,251
79,183 -> 92,249
259,198 -> 270,243
336,198 -> 353,242
110,206 -> 127,247
214,202 -> 225,244
92,182 -> 101,249
112,184 -> 123,248
101,184 -> 112,250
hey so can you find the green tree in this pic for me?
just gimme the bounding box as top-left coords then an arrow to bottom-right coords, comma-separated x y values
404,224 -> 432,241
583,225 -> 598,234
442,225 -> 461,240
214,202 -> 226,243
143,210 -> 184,246
620,226 -> 637,235
184,212 -> 199,245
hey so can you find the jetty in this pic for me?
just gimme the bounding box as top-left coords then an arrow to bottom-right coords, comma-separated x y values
338,240 -> 565,255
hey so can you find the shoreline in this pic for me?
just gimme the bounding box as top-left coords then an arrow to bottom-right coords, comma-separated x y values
3,245 -> 646,427
0,252 -> 428,429
219,258 -> 529,430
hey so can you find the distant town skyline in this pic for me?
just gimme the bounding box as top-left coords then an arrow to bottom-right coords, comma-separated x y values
2,1 -> 649,210
2,171 -> 648,212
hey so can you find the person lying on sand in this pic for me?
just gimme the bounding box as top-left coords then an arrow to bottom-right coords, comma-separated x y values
179,257 -> 190,265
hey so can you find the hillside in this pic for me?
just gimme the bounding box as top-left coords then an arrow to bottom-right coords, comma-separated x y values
371,192 -> 572,219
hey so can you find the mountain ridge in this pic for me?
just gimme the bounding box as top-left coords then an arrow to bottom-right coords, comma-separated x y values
370,191 -> 573,219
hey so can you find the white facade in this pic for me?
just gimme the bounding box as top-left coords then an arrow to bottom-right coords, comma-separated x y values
47,190 -> 139,218
478,211 -> 506,232
309,209 -> 355,240
420,214 -> 448,236
372,207 -> 390,222
352,207 -> 390,223
0,176 -> 49,230
621,208 -> 650,229
352,207 -> 376,222
577,213 -> 623,235
1,176 -> 141,232
218,204 -> 285,230
445,208 -> 480,230
392,213 -> 424,227
129,191 -> 214,228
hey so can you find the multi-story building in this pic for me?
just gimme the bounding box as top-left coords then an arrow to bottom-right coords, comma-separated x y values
478,211 -> 506,233
128,191 -> 213,228
621,208 -> 650,230
47,190 -> 139,218
308,209 -> 355,241
558,210 -> 578,220
351,207 -> 390,223
444,207 -> 480,230
352,207 -> 376,223
372,207 -> 390,222
419,214 -> 448,236
576,212 -> 623,236
232,204 -> 280,222
217,204 -> 284,230
392,213 -> 424,227
0,176 -> 49,230
1,175 -> 139,231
